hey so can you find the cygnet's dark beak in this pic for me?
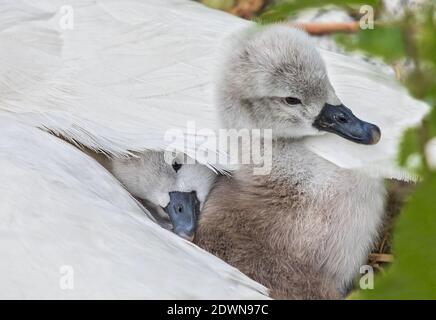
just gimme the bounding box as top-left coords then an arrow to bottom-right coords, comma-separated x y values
164,191 -> 200,241
313,103 -> 381,145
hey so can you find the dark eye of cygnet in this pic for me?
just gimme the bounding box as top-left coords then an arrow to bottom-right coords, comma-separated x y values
172,161 -> 182,173
284,97 -> 301,105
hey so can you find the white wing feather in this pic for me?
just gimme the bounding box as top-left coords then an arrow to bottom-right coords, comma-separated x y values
0,0 -> 247,165
0,115 -> 268,299
0,0 -> 428,177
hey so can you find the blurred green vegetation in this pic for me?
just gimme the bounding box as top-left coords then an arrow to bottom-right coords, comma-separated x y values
345,2 -> 436,299
335,26 -> 406,62
356,171 -> 436,299
259,0 -> 380,23
201,0 -> 236,10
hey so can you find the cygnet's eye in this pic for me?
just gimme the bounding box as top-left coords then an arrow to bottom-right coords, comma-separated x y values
172,161 -> 182,173
284,97 -> 301,105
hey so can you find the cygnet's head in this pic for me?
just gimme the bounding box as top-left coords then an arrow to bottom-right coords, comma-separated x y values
110,151 -> 216,240
218,25 -> 380,144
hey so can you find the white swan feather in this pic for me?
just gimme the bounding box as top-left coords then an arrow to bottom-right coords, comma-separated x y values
0,0 -> 428,179
0,115 -> 268,299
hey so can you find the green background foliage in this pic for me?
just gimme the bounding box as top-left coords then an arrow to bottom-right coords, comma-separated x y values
352,171 -> 436,299
259,0 -> 380,23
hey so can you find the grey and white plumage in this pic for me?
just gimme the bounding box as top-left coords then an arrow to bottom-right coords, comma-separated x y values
110,152 -> 215,212
0,0 -> 429,299
195,26 -> 386,297
108,151 -> 216,238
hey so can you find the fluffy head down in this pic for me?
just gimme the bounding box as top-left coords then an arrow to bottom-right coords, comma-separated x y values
110,151 -> 216,214
110,151 -> 215,235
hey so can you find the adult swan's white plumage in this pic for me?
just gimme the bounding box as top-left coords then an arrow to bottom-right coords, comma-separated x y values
0,0 -> 429,298
0,115 -> 268,299
0,0 -> 428,175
